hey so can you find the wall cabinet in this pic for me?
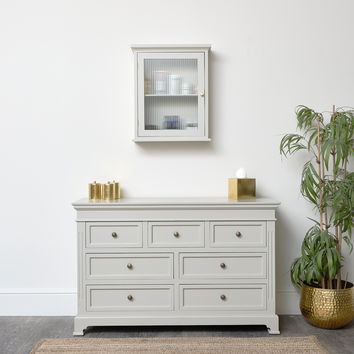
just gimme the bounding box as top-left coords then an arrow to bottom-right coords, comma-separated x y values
131,45 -> 210,142
72,197 -> 280,335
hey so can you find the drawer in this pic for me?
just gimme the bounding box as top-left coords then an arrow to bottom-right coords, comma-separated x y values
86,253 -> 173,280
87,285 -> 173,311
86,222 -> 143,248
210,222 -> 266,248
180,253 -> 267,279
148,221 -> 204,248
180,285 -> 266,311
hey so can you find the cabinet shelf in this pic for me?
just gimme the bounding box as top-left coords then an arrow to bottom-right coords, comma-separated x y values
145,94 -> 198,97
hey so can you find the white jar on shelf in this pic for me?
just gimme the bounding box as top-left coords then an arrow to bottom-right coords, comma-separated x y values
181,82 -> 194,95
153,70 -> 168,94
168,74 -> 181,95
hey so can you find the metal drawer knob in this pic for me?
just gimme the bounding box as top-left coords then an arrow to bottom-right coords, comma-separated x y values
112,232 -> 118,238
173,232 -> 180,237
220,263 -> 226,269
235,231 -> 241,237
220,294 -> 226,301
127,263 -> 133,269
127,295 -> 133,301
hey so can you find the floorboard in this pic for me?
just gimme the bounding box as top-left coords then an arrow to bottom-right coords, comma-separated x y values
0,316 -> 352,354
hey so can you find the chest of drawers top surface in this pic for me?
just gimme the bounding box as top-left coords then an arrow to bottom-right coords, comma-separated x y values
73,197 -> 279,222
73,197 -> 279,208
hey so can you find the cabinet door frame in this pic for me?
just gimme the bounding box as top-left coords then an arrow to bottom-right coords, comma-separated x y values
137,52 -> 205,138
132,46 -> 210,142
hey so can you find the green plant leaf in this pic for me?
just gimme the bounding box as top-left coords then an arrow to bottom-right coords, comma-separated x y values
280,134 -> 306,157
300,161 -> 320,205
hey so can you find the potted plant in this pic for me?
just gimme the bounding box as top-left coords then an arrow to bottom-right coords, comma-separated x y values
280,105 -> 354,328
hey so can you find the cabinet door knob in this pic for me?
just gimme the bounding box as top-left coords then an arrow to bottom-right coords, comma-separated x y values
220,263 -> 226,269
220,294 -> 226,300
173,232 -> 180,237
199,91 -> 205,97
127,295 -> 133,301
112,232 -> 118,238
127,263 -> 133,269
235,231 -> 241,237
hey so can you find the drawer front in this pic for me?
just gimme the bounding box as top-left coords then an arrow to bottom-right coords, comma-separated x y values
210,222 -> 266,248
180,285 -> 266,311
87,285 -> 173,311
86,253 -> 173,280
180,253 -> 267,279
86,222 -> 143,248
148,222 -> 204,248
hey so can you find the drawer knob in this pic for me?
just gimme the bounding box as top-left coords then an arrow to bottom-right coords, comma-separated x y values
235,231 -> 242,237
220,294 -> 226,301
220,263 -> 226,269
173,232 -> 180,237
112,232 -> 118,238
127,295 -> 133,301
127,263 -> 133,269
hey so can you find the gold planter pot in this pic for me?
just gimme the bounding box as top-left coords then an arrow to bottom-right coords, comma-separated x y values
300,282 -> 354,329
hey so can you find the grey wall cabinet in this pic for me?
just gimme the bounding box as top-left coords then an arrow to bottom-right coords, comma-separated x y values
131,45 -> 210,142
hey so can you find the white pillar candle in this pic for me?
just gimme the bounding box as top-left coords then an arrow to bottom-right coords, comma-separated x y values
236,167 -> 247,178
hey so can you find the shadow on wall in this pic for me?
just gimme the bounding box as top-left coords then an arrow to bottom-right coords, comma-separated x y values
134,141 -> 214,156
275,207 -> 302,289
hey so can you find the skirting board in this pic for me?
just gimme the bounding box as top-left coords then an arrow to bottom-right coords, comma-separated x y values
0,289 -> 300,316
277,290 -> 301,315
0,289 -> 77,316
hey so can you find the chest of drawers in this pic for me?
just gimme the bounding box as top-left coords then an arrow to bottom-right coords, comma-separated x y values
72,197 -> 280,335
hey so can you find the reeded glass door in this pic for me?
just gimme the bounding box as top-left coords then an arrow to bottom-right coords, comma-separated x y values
137,52 -> 205,138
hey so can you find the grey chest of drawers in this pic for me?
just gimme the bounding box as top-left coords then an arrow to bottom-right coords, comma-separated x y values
72,197 -> 280,335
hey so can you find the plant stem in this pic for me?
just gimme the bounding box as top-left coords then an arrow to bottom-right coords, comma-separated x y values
316,115 -> 324,233
344,159 -> 348,178
337,227 -> 342,289
321,277 -> 326,289
322,160 -> 329,229
344,273 -> 348,289
331,105 -> 343,290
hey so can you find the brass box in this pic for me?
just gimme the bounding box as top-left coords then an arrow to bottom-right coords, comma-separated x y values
228,178 -> 256,200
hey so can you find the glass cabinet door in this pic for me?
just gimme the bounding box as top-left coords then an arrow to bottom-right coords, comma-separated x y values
136,52 -> 206,140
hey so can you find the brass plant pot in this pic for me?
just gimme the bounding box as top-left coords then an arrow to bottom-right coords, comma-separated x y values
300,282 -> 354,329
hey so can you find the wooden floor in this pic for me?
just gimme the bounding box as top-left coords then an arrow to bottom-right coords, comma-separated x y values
0,316 -> 353,354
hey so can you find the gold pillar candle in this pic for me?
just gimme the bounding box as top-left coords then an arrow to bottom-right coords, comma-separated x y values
88,181 -> 101,201
112,181 -> 120,200
102,182 -> 115,201
228,178 -> 256,200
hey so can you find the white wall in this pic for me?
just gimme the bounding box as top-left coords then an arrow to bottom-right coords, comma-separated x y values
0,0 -> 353,315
